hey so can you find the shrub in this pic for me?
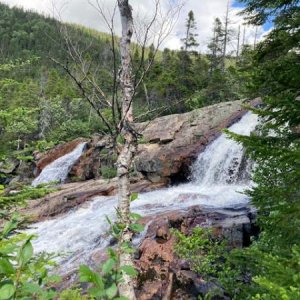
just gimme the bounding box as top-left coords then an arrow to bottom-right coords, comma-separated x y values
100,166 -> 117,179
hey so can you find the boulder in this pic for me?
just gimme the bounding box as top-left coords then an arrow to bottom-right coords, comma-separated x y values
134,99 -> 261,184
134,206 -> 256,299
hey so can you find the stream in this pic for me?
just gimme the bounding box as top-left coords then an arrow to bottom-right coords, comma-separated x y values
27,112 -> 258,274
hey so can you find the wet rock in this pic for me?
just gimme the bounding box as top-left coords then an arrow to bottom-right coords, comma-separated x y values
34,138 -> 87,176
19,178 -> 166,223
32,99 -> 260,185
135,99 -> 261,183
155,223 -> 170,243
135,205 -> 257,299
69,146 -> 101,181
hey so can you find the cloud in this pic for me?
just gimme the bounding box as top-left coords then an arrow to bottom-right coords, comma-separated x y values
1,0 -> 269,52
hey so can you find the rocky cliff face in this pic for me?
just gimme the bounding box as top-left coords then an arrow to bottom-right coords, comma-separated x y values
32,99 -> 260,185
134,99 -> 260,183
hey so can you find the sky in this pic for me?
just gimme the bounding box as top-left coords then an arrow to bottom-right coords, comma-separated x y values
1,0 -> 271,52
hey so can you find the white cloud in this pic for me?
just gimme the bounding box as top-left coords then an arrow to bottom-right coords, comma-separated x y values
1,0 -> 269,52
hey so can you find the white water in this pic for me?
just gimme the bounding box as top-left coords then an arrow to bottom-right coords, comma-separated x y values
27,113 -> 258,272
32,143 -> 87,187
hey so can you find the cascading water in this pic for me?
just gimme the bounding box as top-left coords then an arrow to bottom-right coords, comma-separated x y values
26,113 -> 258,273
190,112 -> 257,186
32,143 -> 87,187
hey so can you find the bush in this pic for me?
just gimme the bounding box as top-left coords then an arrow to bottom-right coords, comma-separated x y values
100,166 -> 117,179
0,216 -> 60,300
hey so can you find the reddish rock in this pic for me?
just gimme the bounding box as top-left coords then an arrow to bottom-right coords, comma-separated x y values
156,223 -> 170,243
135,206 -> 256,299
34,138 -> 87,176
69,146 -> 101,181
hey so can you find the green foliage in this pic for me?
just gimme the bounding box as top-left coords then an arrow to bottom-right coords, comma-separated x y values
0,216 -> 60,300
248,245 -> 300,299
129,193 -> 139,202
0,184 -> 55,213
100,166 -> 117,179
174,228 -> 227,279
35,140 -> 56,152
0,107 -> 38,150
78,213 -> 141,300
174,227 -> 245,299
59,288 -> 88,300
0,4 -> 115,157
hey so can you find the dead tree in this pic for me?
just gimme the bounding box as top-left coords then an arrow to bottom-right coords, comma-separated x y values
221,0 -> 230,72
236,25 -> 241,58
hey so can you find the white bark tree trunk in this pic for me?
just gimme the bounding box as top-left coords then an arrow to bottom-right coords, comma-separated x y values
117,1 -> 137,299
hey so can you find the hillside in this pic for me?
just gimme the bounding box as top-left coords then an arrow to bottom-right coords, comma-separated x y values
0,4 -> 246,158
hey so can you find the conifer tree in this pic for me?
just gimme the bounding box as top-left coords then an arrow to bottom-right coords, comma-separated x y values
208,18 -> 224,74
181,10 -> 199,51
225,0 -> 300,297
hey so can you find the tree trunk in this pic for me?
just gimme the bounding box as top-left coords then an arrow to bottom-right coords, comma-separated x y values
117,1 -> 137,299
222,0 -> 230,73
143,80 -> 150,109
236,25 -> 241,58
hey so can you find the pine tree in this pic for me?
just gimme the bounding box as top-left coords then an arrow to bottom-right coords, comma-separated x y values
181,10 -> 199,51
225,0 -> 300,297
208,18 -> 224,74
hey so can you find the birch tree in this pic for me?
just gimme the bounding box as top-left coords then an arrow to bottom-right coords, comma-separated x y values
52,0 -> 182,297
116,1 -> 136,298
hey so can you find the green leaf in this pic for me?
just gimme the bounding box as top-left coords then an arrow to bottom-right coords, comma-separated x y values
120,265 -> 138,277
106,283 -> 118,299
129,223 -> 144,233
130,193 -> 138,202
0,259 -> 15,275
0,283 -> 15,300
2,216 -> 19,237
21,282 -> 42,294
129,213 -> 142,220
121,242 -> 135,254
105,215 -> 112,225
79,265 -> 104,289
102,258 -> 116,274
107,248 -> 117,260
88,287 -> 105,298
79,265 -> 94,282
18,238 -> 33,266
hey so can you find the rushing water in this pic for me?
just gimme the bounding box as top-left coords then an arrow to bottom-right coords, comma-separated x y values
32,143 -> 87,187
27,112 -> 258,272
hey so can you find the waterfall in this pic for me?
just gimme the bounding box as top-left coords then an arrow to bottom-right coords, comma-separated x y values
32,142 -> 87,187
26,113 -> 258,272
191,112 -> 258,186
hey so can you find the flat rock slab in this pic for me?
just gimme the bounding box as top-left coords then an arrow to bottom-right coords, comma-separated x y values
19,178 -> 166,223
